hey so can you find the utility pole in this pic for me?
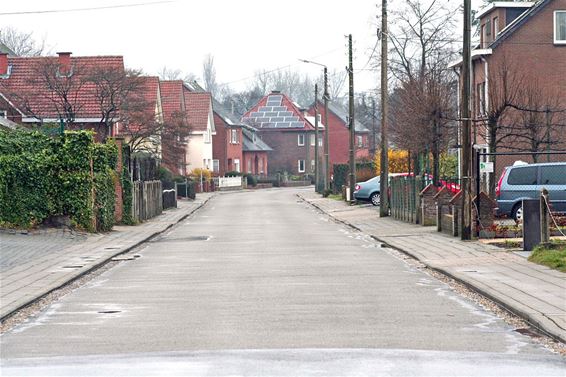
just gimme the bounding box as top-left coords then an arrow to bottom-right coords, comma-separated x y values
379,0 -> 389,217
323,67 -> 330,192
371,97 -> 377,156
461,0 -> 473,240
348,34 -> 356,203
314,83 -> 320,192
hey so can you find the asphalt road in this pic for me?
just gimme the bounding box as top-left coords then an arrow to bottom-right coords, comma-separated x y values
1,188 -> 564,376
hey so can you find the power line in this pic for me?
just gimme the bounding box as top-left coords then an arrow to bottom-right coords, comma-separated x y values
0,1 -> 175,16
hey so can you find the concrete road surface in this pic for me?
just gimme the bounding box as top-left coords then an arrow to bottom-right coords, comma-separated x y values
1,188 -> 564,376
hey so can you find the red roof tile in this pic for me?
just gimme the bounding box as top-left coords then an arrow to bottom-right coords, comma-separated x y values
0,55 -> 124,121
183,90 -> 211,132
159,80 -> 185,123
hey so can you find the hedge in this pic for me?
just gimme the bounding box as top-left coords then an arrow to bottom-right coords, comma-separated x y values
332,161 -> 375,193
0,130 -> 118,231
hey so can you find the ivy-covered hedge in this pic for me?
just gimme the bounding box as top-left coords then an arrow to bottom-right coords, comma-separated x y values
332,162 -> 375,193
0,130 -> 118,231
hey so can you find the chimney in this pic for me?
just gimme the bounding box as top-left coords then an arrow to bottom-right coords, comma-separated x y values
0,53 -> 8,76
57,52 -> 72,76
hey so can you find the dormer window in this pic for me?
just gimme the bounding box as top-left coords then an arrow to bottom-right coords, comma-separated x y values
555,11 -> 566,44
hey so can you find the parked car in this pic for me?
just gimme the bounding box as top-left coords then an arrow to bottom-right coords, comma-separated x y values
354,176 -> 381,205
354,173 -> 462,206
496,162 -> 566,222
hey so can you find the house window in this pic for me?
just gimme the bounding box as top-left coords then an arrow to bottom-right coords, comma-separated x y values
477,82 -> 486,115
205,128 -> 211,143
247,159 -> 252,173
298,133 -> 305,146
485,18 -> 491,37
310,134 -> 316,146
493,17 -> 499,37
0,110 -> 6,119
357,135 -> 363,147
555,11 -> 566,44
259,158 -> 264,174
298,159 -> 305,173
311,159 -> 315,172
234,159 -> 240,173
213,159 -> 219,173
318,136 -> 323,147
231,129 -> 238,144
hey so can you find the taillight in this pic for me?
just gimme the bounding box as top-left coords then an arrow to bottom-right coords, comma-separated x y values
496,168 -> 506,198
355,184 -> 361,191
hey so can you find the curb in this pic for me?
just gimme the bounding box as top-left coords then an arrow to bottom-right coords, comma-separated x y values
0,195 -> 214,323
297,193 -> 566,344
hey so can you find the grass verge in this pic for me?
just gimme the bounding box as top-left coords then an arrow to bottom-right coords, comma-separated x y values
528,241 -> 566,272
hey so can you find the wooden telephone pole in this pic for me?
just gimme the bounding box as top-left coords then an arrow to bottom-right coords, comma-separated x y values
314,84 -> 319,192
348,34 -> 356,203
379,0 -> 389,217
461,0 -> 473,239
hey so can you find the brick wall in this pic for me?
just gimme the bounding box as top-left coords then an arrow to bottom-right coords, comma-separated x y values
258,130 -> 316,175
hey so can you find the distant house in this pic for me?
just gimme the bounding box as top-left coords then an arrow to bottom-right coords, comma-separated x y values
242,91 -> 324,176
0,52 -> 125,140
159,80 -> 189,175
211,98 -> 244,175
307,100 -> 371,166
242,125 -> 272,175
183,86 -> 216,172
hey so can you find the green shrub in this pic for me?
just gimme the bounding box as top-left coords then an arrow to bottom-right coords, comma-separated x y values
0,130 -> 118,231
225,170 -> 242,177
94,168 -> 116,232
121,166 -> 134,225
245,174 -> 257,187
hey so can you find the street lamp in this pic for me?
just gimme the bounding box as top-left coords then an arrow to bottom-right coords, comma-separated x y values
299,59 -> 330,192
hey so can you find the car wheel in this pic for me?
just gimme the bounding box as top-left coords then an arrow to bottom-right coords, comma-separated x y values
512,203 -> 523,223
370,192 -> 380,206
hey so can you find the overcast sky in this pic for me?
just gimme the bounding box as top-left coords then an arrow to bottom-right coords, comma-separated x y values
1,0 -> 484,96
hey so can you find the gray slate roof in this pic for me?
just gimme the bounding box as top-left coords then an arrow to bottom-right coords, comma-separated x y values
242,126 -> 272,152
325,100 -> 369,133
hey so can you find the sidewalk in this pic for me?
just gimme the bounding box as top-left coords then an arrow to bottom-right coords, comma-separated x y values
0,194 -> 214,321
298,191 -> 566,343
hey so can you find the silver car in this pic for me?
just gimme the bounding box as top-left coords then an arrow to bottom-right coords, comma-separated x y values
354,176 -> 381,206
496,162 -> 566,221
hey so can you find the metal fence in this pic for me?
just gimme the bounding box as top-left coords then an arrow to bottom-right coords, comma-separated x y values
390,175 -> 430,224
132,180 -> 163,222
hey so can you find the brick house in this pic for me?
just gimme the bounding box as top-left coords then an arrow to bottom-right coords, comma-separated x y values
242,125 -> 272,175
0,52 -> 125,140
242,91 -> 324,176
450,0 -> 566,176
211,99 -> 245,175
159,80 -> 188,175
307,100 -> 371,166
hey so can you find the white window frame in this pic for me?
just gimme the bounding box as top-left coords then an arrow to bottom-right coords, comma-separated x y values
298,159 -> 305,173
297,133 -> 305,146
310,134 -> 316,146
310,159 -> 315,172
212,159 -> 220,173
318,136 -> 323,147
259,158 -> 264,174
357,135 -> 363,148
231,129 -> 238,144
234,158 -> 241,173
554,11 -> 566,44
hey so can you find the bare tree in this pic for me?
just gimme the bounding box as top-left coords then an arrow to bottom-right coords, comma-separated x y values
158,66 -> 197,82
202,54 -> 218,98
88,67 -> 145,139
387,0 -> 459,82
501,78 -> 566,159
0,27 -> 47,56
